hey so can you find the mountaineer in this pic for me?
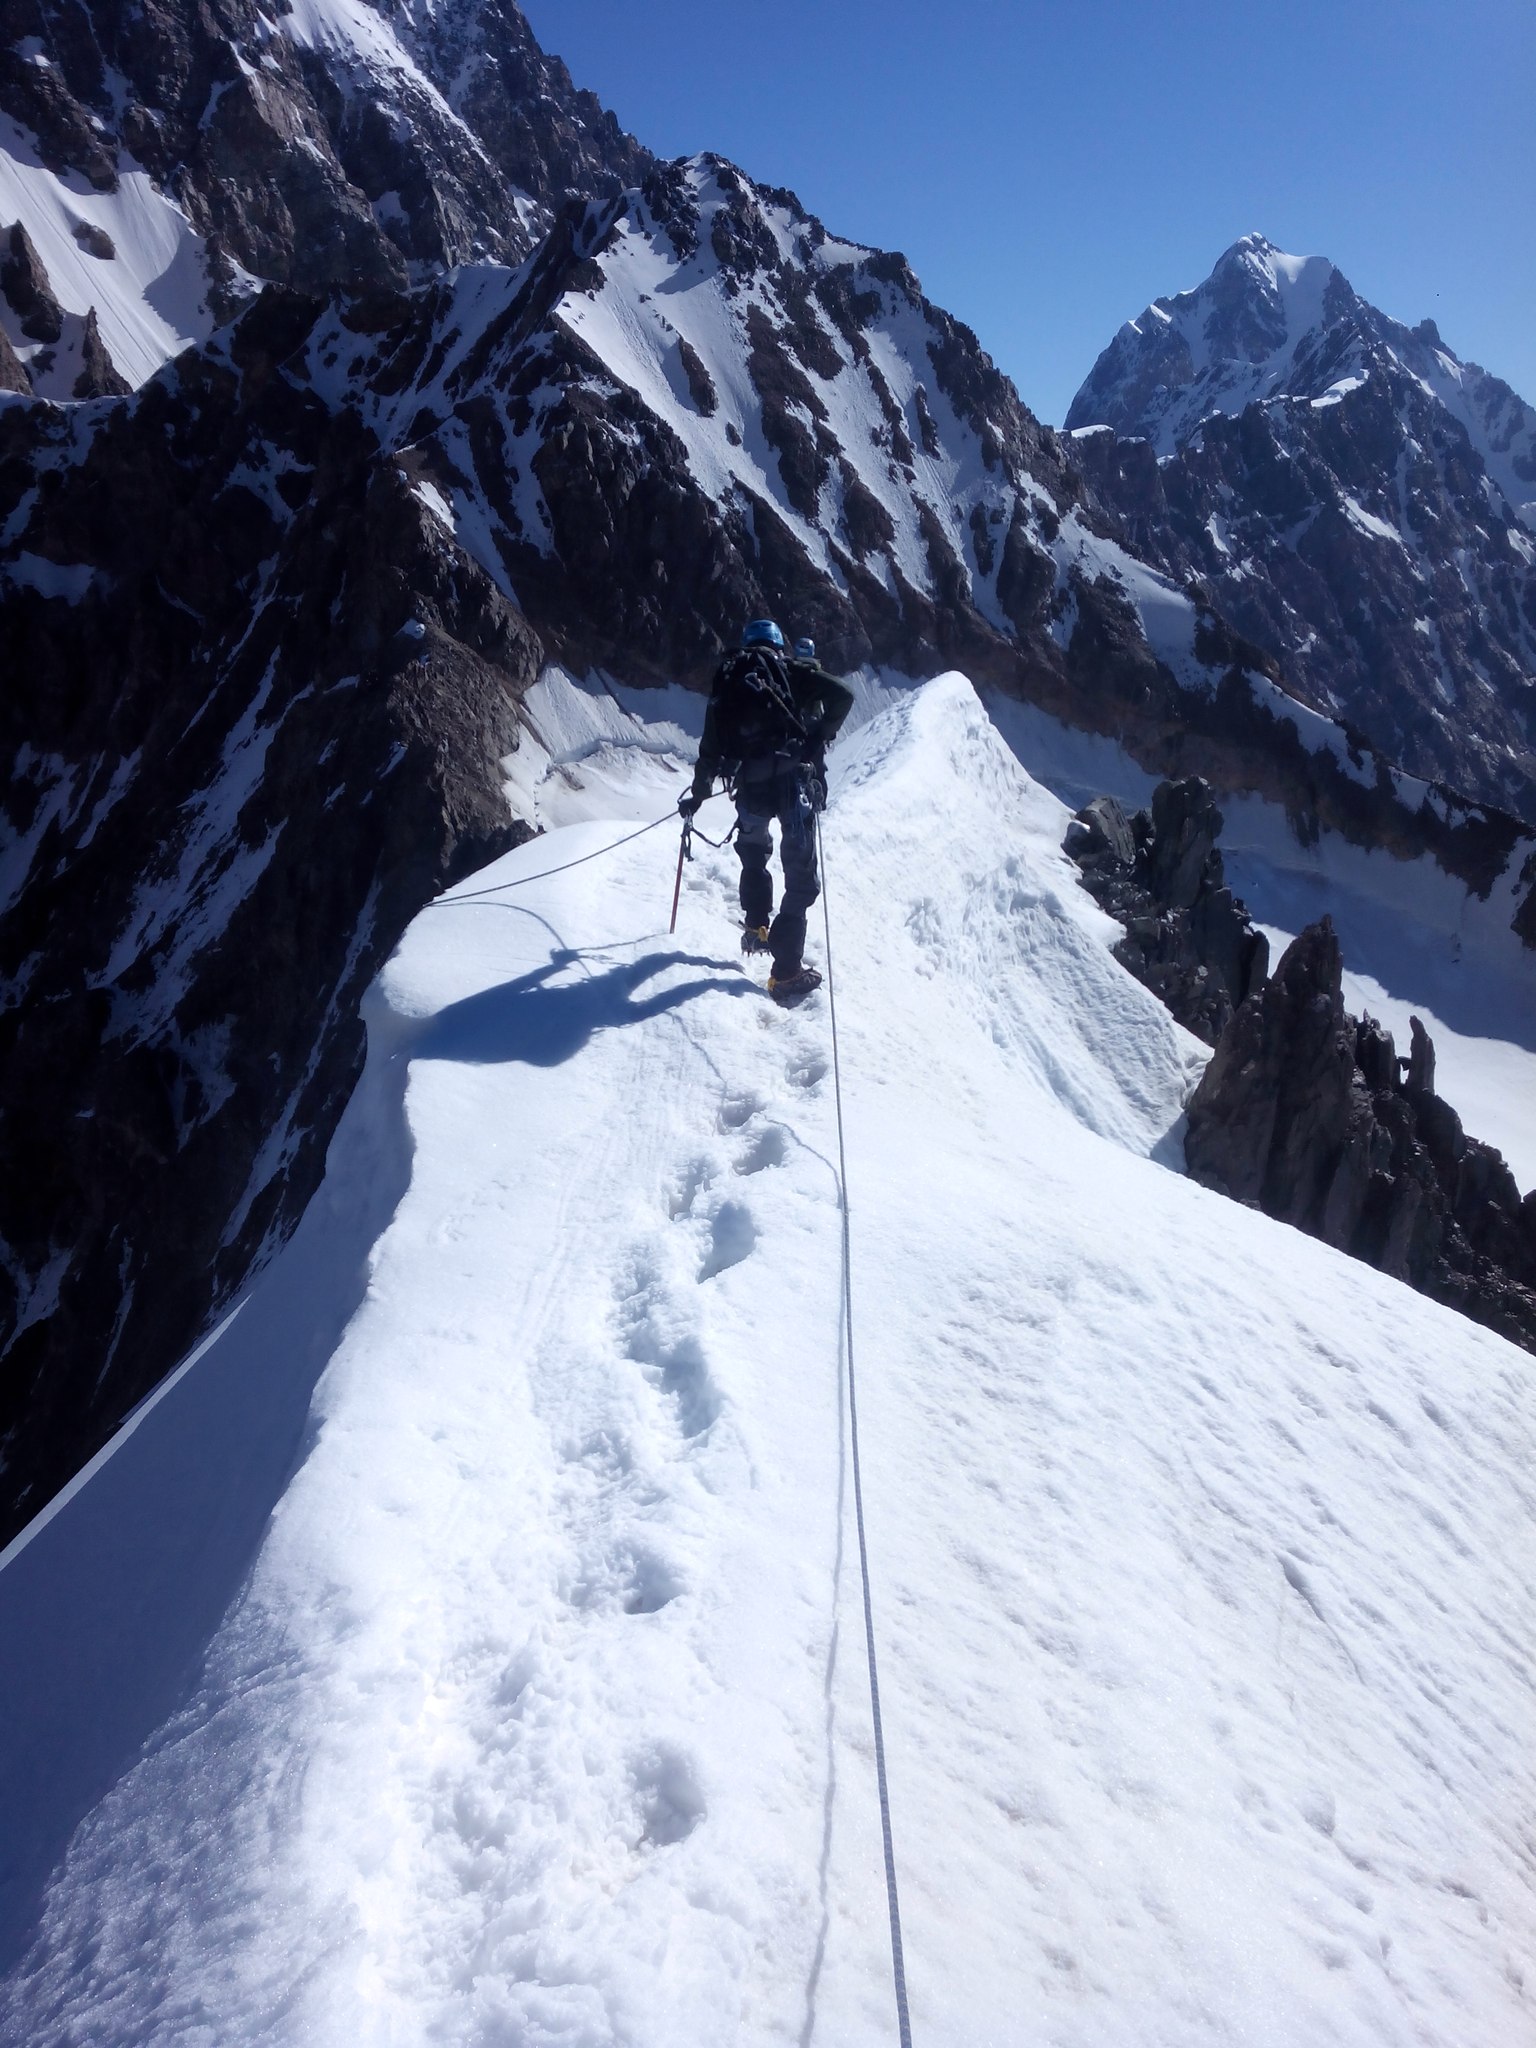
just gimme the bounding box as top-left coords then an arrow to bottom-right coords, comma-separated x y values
679,621 -> 855,1003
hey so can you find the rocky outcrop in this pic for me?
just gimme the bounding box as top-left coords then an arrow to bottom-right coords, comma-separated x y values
0,322 -> 31,394
1064,778 -> 1269,1043
0,286 -> 543,1544
1185,920 -> 1536,1353
72,306 -> 129,397
2,221 -> 62,340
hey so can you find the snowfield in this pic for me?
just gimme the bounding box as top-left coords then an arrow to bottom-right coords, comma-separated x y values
2,676 -> 1534,2045
0,112 -> 215,394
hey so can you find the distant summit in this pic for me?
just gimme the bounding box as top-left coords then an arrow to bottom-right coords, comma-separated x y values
1069,236 -> 1536,819
1069,234 -> 1536,528
1069,235 -> 1349,454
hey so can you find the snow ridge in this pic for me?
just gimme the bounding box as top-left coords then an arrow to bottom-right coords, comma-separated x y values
2,676 -> 1534,2045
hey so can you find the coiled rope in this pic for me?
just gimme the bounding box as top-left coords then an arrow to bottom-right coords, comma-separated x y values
817,816 -> 915,2048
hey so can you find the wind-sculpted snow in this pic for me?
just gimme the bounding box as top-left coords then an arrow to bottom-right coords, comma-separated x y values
3,675 -> 1533,2045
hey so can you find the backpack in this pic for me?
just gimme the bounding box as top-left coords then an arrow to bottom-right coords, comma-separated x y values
709,647 -> 807,767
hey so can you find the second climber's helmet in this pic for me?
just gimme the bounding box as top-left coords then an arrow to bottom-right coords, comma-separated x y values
741,619 -> 786,650
793,638 -> 816,661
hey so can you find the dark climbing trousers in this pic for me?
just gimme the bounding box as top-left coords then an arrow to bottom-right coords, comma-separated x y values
736,767 -> 820,975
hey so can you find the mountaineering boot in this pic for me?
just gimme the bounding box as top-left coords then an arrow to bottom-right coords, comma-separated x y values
768,965 -> 823,1005
740,923 -> 772,956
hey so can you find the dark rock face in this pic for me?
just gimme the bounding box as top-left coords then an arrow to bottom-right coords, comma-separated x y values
1065,778 -> 1268,1044
0,321 -> 31,393
1186,920 -> 1536,1353
1068,237 -> 1536,824
2,221 -> 62,341
0,0 -> 652,311
70,219 -> 115,261
0,288 -> 542,1542
72,306 -> 129,397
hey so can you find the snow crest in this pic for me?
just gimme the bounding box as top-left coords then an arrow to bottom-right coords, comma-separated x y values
2,675 -> 1533,2045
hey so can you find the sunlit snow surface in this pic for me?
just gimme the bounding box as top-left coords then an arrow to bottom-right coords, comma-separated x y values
0,114 -> 214,393
3,677 -> 1535,2045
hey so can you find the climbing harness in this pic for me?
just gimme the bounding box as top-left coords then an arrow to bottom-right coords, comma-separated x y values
818,816 -> 915,2048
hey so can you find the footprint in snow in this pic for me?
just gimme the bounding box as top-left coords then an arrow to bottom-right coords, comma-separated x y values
618,1305 -> 721,1440
667,1156 -> 712,1220
630,1744 -> 705,1849
620,1549 -> 686,1616
570,1545 -> 686,1616
734,1124 -> 788,1174
697,1199 -> 756,1281
718,1089 -> 764,1131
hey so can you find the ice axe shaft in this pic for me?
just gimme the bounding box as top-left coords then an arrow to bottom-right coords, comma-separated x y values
669,820 -> 690,933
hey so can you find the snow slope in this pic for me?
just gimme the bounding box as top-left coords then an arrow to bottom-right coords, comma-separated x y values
3,675 -> 1534,2045
0,114 -> 215,393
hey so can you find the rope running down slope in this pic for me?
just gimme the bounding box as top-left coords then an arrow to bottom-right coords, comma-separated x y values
434,801 -> 915,2034
432,810 -> 737,908
818,815 -> 916,2047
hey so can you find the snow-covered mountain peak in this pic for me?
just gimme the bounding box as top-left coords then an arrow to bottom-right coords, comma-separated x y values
1066,231 -> 1536,814
1219,230 -> 1329,291
1067,232 -> 1366,454
1068,234 -> 1536,533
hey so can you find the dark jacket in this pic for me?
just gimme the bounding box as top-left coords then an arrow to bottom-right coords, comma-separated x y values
691,654 -> 855,800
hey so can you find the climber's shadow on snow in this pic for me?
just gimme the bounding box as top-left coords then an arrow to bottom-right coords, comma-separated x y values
422,948 -> 751,1067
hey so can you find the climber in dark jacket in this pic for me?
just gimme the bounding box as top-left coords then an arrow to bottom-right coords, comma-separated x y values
679,621 -> 855,1001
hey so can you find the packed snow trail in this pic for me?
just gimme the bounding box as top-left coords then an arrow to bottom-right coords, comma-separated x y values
3,677 -> 1535,2045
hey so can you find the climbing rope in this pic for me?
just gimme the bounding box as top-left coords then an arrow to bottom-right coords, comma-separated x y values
817,816 -> 915,2048
434,795 -> 914,2037
433,812 -> 675,904
433,808 -> 739,910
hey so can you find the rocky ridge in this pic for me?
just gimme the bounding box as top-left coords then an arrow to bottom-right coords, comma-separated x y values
1067,786 -> 1536,1353
0,281 -> 545,1536
1064,779 -> 1269,1046
1068,235 -> 1536,823
1186,920 -> 1536,1355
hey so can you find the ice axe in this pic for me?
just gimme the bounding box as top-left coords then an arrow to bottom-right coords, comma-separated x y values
669,814 -> 693,934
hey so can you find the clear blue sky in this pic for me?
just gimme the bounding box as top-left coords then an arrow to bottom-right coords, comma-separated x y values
520,0 -> 1534,427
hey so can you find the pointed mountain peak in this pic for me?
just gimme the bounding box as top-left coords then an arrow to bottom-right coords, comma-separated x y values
1067,234 -> 1366,448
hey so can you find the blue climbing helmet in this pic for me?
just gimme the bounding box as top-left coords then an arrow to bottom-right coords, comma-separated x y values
741,619 -> 786,650
793,637 -> 816,661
